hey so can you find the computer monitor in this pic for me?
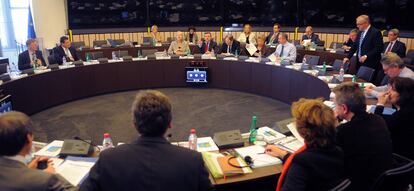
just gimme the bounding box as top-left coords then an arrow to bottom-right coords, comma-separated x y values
0,63 -> 7,75
0,95 -> 12,114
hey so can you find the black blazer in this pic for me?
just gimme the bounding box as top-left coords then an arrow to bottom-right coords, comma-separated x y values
265,32 -> 280,44
348,26 -> 383,70
343,38 -> 355,48
375,105 -> 414,160
80,136 -> 213,191
53,46 -> 79,64
301,33 -> 320,43
18,50 -> 46,70
219,40 -> 241,55
383,40 -> 407,58
199,40 -> 217,54
281,146 -> 345,191
337,112 -> 393,191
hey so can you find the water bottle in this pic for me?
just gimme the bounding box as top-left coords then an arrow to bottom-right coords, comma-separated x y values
62,56 -> 67,65
249,116 -> 257,143
112,51 -> 117,60
102,133 -> 114,150
321,62 -> 327,75
352,75 -> 357,83
258,53 -> 262,62
86,53 -> 90,62
6,63 -> 11,74
188,129 -> 198,151
339,66 -> 344,82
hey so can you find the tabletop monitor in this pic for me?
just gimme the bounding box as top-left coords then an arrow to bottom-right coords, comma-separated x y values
0,95 -> 12,114
185,67 -> 208,83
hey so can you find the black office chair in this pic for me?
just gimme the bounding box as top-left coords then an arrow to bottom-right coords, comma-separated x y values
166,37 -> 174,43
47,55 -> 56,65
403,49 -> 414,66
304,54 -> 320,66
317,40 -> 325,47
370,153 -> 414,191
141,49 -> 158,57
88,51 -> 105,60
296,45 -> 305,50
114,50 -> 129,57
113,39 -> 125,46
142,37 -> 152,45
330,42 -> 344,49
329,179 -> 351,191
93,40 -> 109,48
332,59 -> 348,71
316,46 -> 325,51
0,63 -> 7,74
380,75 -> 390,86
71,41 -> 86,49
356,66 -> 375,82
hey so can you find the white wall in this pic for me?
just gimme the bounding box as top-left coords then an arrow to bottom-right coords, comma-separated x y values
31,0 -> 67,48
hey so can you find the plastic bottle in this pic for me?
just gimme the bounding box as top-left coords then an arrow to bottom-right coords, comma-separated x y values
322,62 -> 327,74
249,116 -> 257,143
86,53 -> 90,62
102,133 -> 114,150
62,57 -> 67,65
188,129 -> 198,151
112,51 -> 117,60
352,75 -> 357,83
339,65 -> 345,82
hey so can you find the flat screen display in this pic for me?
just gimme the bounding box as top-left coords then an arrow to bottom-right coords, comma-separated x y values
0,95 -> 12,114
186,67 -> 208,83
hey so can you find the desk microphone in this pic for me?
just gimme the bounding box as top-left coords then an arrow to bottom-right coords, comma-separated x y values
74,136 -> 101,152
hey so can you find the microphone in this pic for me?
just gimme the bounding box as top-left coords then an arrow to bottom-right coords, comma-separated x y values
74,136 -> 101,152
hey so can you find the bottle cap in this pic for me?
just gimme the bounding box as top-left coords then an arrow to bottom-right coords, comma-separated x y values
104,133 -> 110,138
190,129 -> 196,134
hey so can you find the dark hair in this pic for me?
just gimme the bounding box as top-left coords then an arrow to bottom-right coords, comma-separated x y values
60,36 -> 69,44
188,27 -> 196,32
389,77 -> 414,107
273,23 -> 281,28
26,38 -> 37,46
243,23 -> 251,28
332,82 -> 366,114
291,99 -> 337,148
0,111 -> 33,156
132,90 -> 172,137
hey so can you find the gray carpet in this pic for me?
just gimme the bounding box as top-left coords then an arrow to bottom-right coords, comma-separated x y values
30,88 -> 291,145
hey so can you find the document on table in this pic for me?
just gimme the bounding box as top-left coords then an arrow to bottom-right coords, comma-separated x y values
287,122 -> 304,144
56,156 -> 97,186
34,140 -> 63,157
274,136 -> 304,153
303,39 -> 311,46
366,105 -> 396,115
245,44 -> 258,56
235,145 -> 282,168
267,54 -> 277,62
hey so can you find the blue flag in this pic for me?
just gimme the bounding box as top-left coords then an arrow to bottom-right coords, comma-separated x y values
27,5 -> 36,39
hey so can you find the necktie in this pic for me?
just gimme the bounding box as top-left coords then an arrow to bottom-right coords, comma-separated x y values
279,45 -> 284,57
358,31 -> 366,58
385,42 -> 394,53
205,42 -> 209,52
227,44 -> 230,53
246,35 -> 250,44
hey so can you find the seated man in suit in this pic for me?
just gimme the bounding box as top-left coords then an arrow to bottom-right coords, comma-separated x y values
237,24 -> 256,45
301,26 -> 320,45
271,33 -> 297,63
266,23 -> 281,45
333,82 -> 393,191
342,29 -> 358,51
198,32 -> 217,54
383,29 -> 406,58
18,39 -> 46,70
365,52 -> 414,97
219,34 -> 241,55
80,90 -> 213,191
0,111 -> 76,191
53,36 -> 79,64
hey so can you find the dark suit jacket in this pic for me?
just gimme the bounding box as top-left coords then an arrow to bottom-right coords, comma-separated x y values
375,105 -> 414,160
53,46 -> 79,64
302,33 -> 320,43
282,146 -> 345,191
0,157 -> 76,191
265,32 -> 280,44
337,112 -> 393,191
80,136 -> 213,191
383,40 -> 407,58
18,50 -> 46,70
347,26 -> 383,70
343,38 -> 355,48
200,40 -> 217,54
219,40 -> 241,55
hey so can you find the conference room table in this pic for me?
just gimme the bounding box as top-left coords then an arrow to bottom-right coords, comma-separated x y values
0,55 -> 374,187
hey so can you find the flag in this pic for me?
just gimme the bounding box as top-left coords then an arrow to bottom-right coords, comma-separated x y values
27,5 -> 36,39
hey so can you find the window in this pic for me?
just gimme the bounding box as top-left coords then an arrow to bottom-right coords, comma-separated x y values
10,0 -> 29,44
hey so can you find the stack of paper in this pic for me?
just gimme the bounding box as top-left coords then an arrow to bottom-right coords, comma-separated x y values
257,126 -> 286,144
34,140 -> 63,157
171,137 -> 219,152
235,145 -> 282,168
202,152 -> 252,179
287,123 -> 304,144
246,44 -> 258,56
56,156 -> 97,186
274,136 -> 304,153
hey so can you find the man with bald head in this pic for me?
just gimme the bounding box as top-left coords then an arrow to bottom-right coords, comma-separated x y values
343,15 -> 383,83
301,26 -> 320,45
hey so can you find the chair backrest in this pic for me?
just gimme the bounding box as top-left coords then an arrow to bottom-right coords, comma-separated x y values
166,37 -> 174,43
406,49 -> 414,59
356,66 -> 375,82
317,40 -> 325,47
93,40 -> 108,47
113,39 -> 125,46
89,51 -> 105,59
115,50 -> 129,57
143,37 -> 152,45
47,55 -> 56,65
71,41 -> 86,49
141,49 -> 158,57
380,75 -> 390,86
304,54 -> 320,66
332,59 -> 344,71
330,42 -> 343,49
370,154 -> 414,191
293,40 -> 301,46
329,179 -> 351,191
0,63 -> 7,74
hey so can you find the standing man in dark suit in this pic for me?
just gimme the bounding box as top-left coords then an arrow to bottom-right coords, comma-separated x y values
80,90 -> 213,191
198,32 -> 217,54
0,111 -> 76,191
333,83 -> 393,191
265,23 -> 281,45
301,26 -> 320,45
219,34 -> 241,55
383,29 -> 406,58
53,36 -> 79,64
18,39 -> 46,70
343,15 -> 383,82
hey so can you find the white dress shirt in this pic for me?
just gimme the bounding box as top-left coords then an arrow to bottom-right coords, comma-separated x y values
273,42 -> 297,63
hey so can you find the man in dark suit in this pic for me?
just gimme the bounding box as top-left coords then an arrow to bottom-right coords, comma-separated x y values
0,111 -> 76,191
301,26 -> 320,45
343,15 -> 383,82
342,29 -> 358,51
53,36 -> 79,64
18,39 -> 46,70
198,32 -> 217,54
80,90 -> 213,191
383,28 -> 406,58
333,83 -> 393,191
219,34 -> 241,55
265,23 -> 281,45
